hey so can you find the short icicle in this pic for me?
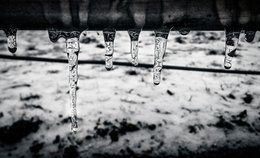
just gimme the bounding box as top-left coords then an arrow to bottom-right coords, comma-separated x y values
3,28 -> 17,53
128,29 -> 141,66
65,31 -> 81,132
153,29 -> 169,85
224,29 -> 240,69
179,27 -> 190,36
245,30 -> 256,43
48,29 -> 61,43
103,29 -> 116,70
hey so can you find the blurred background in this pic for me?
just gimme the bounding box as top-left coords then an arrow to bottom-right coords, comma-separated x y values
0,30 -> 260,158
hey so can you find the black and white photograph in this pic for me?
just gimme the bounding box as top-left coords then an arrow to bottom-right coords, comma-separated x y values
0,0 -> 260,157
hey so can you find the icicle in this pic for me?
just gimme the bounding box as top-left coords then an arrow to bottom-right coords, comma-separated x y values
224,30 -> 240,69
179,28 -> 190,36
66,35 -> 80,132
3,28 -> 17,53
245,30 -> 256,43
48,29 -> 61,43
103,29 -> 116,70
128,29 -> 141,66
53,31 -> 82,132
47,30 -> 81,132
153,30 -> 169,85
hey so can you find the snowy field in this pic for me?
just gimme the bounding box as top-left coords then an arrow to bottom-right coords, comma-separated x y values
0,30 -> 260,158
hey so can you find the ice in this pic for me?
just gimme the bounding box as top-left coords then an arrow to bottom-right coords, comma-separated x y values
103,29 -> 116,70
3,28 -> 17,53
153,31 -> 169,85
128,29 -> 141,66
179,28 -> 190,35
47,30 -> 81,132
66,37 -> 80,132
245,31 -> 256,43
48,29 -> 60,43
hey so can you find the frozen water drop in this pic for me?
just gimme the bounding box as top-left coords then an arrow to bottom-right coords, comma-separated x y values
3,28 -> 17,53
224,30 -> 240,69
128,29 -> 141,66
103,29 -> 116,70
48,29 -> 61,43
66,36 -> 80,132
179,28 -> 190,35
245,31 -> 256,43
153,31 -> 169,85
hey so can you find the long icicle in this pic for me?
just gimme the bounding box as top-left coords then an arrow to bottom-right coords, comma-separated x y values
3,28 -> 17,53
65,32 -> 80,132
128,29 -> 141,66
224,29 -> 240,69
153,30 -> 169,85
103,29 -> 116,70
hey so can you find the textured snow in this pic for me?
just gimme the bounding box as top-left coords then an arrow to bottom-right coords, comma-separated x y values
0,30 -> 260,157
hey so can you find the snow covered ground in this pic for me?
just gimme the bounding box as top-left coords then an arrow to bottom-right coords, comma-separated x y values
0,30 -> 260,158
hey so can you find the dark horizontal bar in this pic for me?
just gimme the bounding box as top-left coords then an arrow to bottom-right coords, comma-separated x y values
1,54 -> 260,75
0,0 -> 259,31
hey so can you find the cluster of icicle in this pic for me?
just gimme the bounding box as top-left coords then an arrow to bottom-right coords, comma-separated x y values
2,28 -> 256,132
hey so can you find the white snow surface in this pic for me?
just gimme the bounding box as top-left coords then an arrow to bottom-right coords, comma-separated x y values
0,30 -> 260,157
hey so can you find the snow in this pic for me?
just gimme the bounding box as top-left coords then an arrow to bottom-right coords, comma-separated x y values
0,30 -> 260,157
